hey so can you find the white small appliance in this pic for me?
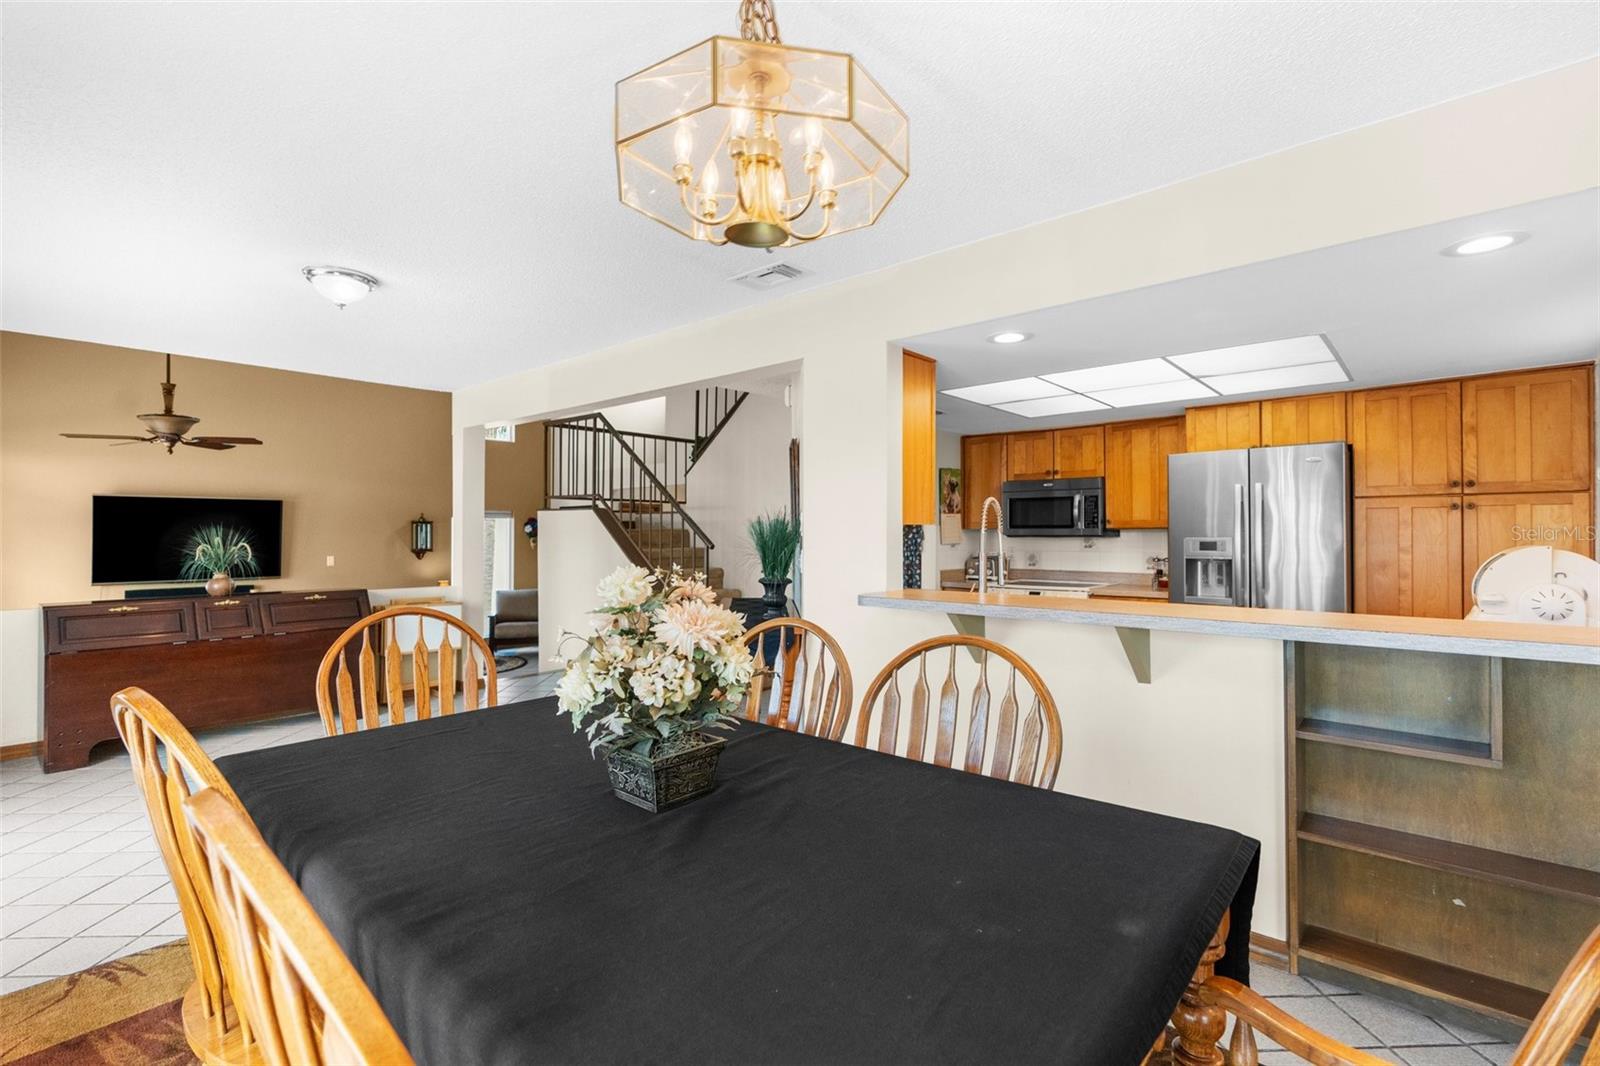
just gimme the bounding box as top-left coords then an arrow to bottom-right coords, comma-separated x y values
1467,546 -> 1600,627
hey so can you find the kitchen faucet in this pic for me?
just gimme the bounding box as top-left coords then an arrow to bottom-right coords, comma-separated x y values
978,495 -> 1007,594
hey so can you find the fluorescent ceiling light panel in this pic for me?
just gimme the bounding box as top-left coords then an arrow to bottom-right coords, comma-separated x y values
1088,379 -> 1217,408
1165,335 -> 1335,377
993,394 -> 1110,418
1040,358 -> 1187,393
1203,362 -> 1350,396
942,377 -> 1064,405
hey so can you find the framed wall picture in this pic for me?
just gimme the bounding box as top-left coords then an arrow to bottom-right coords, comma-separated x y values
939,468 -> 962,515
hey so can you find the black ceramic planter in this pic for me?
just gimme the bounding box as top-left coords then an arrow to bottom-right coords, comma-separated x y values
604,733 -> 726,812
758,577 -> 791,622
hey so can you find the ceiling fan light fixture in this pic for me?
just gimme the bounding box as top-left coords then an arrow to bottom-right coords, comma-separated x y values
302,266 -> 378,308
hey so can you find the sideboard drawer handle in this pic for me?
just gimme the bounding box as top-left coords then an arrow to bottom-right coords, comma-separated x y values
303,594 -> 328,601
215,599 -> 241,606
107,605 -> 141,613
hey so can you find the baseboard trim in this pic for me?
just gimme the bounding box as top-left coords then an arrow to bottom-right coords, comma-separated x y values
1250,932 -> 1290,969
1,740 -> 42,763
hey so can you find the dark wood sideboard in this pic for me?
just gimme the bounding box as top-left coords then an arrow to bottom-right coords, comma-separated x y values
41,588 -> 370,772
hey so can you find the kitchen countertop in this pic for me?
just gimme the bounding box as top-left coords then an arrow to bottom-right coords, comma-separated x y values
936,568 -> 1167,600
864,588 -> 1600,665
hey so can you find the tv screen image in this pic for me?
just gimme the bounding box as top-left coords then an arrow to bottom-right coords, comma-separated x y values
91,495 -> 284,585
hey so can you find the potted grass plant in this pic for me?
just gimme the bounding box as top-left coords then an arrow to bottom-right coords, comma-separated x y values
747,510 -> 800,623
179,524 -> 260,597
555,565 -> 756,812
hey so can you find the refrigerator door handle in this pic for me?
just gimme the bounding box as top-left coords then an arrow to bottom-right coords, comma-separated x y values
1233,483 -> 1247,607
1251,481 -> 1265,607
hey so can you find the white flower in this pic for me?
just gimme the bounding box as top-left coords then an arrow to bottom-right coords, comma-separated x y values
651,600 -> 740,657
595,565 -> 655,609
667,577 -> 719,606
555,664 -> 601,716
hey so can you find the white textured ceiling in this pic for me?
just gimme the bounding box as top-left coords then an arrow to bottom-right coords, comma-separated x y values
914,191 -> 1600,434
3,2 -> 1596,391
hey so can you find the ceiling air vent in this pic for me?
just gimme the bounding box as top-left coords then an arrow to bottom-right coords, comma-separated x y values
729,262 -> 807,291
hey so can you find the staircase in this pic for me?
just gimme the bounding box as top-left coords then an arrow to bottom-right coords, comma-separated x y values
546,387 -> 748,606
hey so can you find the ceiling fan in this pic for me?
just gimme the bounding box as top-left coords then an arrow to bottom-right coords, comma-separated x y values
61,353 -> 264,454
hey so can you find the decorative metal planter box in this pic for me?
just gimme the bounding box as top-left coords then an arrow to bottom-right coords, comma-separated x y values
604,733 -> 726,813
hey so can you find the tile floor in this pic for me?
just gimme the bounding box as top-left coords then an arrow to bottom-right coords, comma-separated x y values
0,658 -> 1532,1062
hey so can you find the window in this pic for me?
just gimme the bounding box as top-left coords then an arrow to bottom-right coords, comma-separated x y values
485,423 -> 516,443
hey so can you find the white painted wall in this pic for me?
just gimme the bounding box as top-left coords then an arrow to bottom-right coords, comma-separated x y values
449,62 -> 1598,942
535,508 -> 632,673
599,396 -> 668,435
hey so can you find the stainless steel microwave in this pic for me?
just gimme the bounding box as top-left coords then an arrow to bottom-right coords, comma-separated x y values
1001,478 -> 1119,538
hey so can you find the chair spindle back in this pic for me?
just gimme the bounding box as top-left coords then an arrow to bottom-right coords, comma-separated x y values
740,617 -> 854,741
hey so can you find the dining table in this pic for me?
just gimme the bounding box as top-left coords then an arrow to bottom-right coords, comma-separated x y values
215,698 -> 1260,1066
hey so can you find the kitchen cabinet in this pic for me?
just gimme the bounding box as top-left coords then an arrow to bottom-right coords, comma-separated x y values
1005,431 -> 1055,480
1462,365 -> 1593,494
901,351 -> 938,525
1105,417 -> 1184,529
1353,495 -> 1463,618
1349,381 -> 1462,497
1052,426 -> 1104,478
1462,492 -> 1594,589
1184,401 -> 1260,452
1260,392 -> 1347,446
961,434 -> 1006,529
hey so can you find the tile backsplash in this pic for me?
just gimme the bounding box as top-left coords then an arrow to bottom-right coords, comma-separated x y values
935,528 -> 1169,576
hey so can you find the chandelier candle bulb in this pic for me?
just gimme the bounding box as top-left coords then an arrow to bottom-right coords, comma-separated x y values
615,0 -> 907,248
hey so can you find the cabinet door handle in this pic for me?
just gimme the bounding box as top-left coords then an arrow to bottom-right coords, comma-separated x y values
1465,479 -> 1476,488
1450,502 -> 1461,511
1450,479 -> 1461,487
214,598 -> 240,606
1465,502 -> 1476,510
303,594 -> 328,601
107,605 -> 140,613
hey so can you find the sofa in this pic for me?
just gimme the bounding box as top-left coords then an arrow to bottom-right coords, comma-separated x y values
488,588 -> 539,652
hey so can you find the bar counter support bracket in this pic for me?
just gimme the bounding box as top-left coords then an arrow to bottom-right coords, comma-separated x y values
1116,627 -> 1153,684
946,612 -> 987,660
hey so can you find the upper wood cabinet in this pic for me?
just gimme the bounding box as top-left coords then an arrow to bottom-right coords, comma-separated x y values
1462,492 -> 1595,590
901,351 -> 937,525
1053,426 -> 1104,478
1184,402 -> 1260,453
1353,495 -> 1464,619
1260,392 -> 1348,446
1462,366 -> 1593,494
1349,381 -> 1462,496
1005,431 -> 1055,480
1105,417 -> 1184,529
961,434 -> 1006,530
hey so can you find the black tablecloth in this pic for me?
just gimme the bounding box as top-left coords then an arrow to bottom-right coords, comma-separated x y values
218,700 -> 1258,1066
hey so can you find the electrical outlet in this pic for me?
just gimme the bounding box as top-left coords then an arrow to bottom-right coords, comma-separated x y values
326,555 -> 336,567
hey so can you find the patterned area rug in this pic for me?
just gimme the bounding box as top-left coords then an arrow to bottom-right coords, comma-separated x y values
0,941 -> 196,1065
494,654 -> 529,673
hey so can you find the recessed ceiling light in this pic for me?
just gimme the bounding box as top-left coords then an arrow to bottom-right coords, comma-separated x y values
1441,232 -> 1528,257
942,377 -> 1065,405
1202,362 -> 1350,396
1167,335 -> 1335,377
993,394 -> 1110,418
302,266 -> 378,309
1041,358 -> 1187,393
1087,379 -> 1216,408
988,331 -> 1030,344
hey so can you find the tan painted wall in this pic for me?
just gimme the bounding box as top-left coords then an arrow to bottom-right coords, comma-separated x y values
483,423 -> 545,589
0,332 -> 452,610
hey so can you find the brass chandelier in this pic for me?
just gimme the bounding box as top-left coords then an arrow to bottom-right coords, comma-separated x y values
615,0 -> 909,249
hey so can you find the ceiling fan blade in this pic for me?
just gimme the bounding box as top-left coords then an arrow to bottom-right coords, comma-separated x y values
188,436 -> 263,445
60,433 -> 151,441
181,439 -> 234,450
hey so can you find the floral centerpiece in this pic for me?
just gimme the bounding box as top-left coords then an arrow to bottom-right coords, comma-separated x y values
556,565 -> 756,811
179,524 -> 259,598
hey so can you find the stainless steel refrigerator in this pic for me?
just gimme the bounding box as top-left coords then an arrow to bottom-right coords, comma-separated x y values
1168,442 -> 1351,611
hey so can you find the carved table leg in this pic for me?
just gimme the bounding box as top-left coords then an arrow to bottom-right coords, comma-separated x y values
1170,912 -> 1230,1066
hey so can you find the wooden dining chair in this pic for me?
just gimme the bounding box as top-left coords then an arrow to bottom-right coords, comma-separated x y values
184,788 -> 415,1066
1510,922 -> 1600,1065
854,635 -> 1063,790
740,617 -> 854,740
112,686 -> 258,1066
315,605 -> 497,736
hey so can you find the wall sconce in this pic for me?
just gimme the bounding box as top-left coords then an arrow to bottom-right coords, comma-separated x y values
411,514 -> 434,560
523,516 -> 538,548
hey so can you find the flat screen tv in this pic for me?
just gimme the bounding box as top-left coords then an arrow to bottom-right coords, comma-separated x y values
91,495 -> 284,585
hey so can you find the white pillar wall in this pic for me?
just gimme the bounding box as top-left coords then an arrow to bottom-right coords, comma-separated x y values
446,62 -> 1600,942
452,423 -> 487,632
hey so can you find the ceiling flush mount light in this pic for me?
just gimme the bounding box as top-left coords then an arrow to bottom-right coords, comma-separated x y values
942,378 -> 1065,406
1042,357 -> 1187,393
993,394 -> 1110,418
302,266 -> 378,309
1441,232 -> 1528,257
615,0 -> 908,249
989,331 -> 1030,345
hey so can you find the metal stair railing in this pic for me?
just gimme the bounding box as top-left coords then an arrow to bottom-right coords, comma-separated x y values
544,412 -> 715,575
692,386 -> 749,466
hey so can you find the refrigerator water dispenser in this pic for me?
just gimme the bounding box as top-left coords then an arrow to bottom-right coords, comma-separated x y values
1182,537 -> 1235,605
